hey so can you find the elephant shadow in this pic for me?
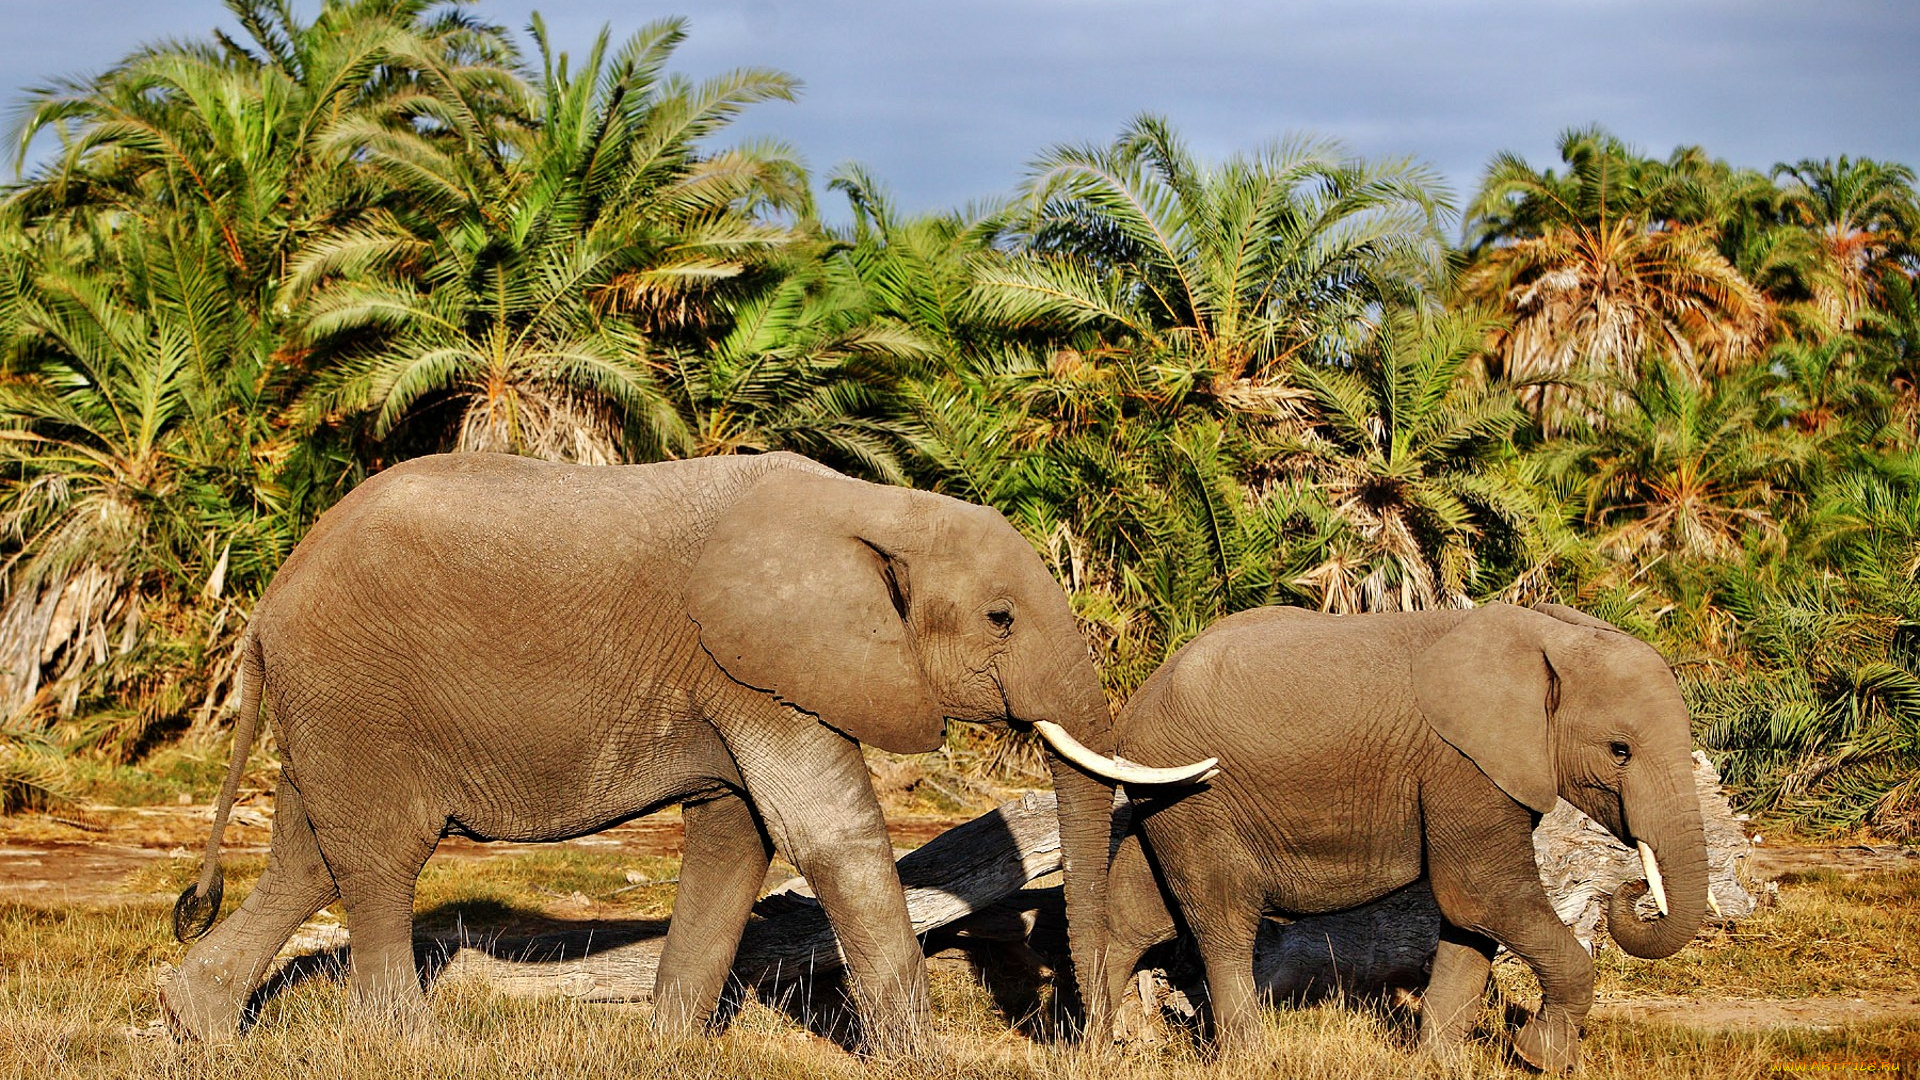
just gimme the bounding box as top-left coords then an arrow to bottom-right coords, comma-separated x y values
241,895 -> 1075,1048
718,884 -> 1084,1049
1122,928 -> 1426,1049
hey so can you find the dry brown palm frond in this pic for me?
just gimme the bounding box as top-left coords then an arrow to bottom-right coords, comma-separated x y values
1468,219 -> 1769,427
1595,492 -> 1781,562
455,381 -> 626,465
1214,377 -> 1315,420
0,562 -> 134,722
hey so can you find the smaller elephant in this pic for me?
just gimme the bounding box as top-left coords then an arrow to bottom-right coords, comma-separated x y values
1105,603 -> 1708,1072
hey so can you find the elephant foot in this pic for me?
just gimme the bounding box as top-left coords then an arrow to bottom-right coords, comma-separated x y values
650,981 -> 729,1041
648,1004 -> 709,1042
159,955 -> 250,1043
1210,1027 -> 1270,1061
1416,1039 -> 1471,1069
1512,1011 -> 1580,1074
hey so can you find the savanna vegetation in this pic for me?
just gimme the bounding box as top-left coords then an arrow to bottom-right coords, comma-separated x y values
0,0 -> 1915,848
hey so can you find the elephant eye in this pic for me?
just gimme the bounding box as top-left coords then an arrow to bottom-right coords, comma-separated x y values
985,604 -> 1014,636
1610,741 -> 1632,766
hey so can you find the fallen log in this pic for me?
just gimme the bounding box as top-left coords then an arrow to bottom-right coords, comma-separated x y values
424,788 -> 1068,1002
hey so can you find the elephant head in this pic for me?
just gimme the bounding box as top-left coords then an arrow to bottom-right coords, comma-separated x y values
1413,602 -> 1708,960
687,467 -> 1212,1032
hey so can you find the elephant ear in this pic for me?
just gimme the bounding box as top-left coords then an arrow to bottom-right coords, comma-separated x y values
1413,604 -> 1558,815
687,469 -> 946,755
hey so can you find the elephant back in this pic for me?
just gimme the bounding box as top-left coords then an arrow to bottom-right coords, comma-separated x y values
1117,606 -> 1440,781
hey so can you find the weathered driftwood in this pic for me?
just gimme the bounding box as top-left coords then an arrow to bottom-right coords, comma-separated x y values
320,755 -> 1751,1011
424,789 -> 1067,1002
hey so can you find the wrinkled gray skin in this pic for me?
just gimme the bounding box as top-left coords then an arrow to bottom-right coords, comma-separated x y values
164,452 -> 1124,1053
1105,603 -> 1708,1073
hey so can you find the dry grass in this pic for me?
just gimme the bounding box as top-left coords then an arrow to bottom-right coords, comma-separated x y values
3,848 -> 1917,1079
1588,865 -> 1920,1000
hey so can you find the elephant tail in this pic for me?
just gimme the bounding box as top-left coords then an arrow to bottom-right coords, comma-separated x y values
173,634 -> 264,943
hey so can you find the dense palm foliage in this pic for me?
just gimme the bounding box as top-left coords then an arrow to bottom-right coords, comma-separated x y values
288,16 -> 807,465
1461,128 -> 1771,423
1,3 -> 1914,836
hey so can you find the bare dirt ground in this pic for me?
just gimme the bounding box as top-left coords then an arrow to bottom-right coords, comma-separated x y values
0,801 -> 966,905
1593,995 -> 1920,1030
4,801 -> 1917,1034
1747,842 -> 1920,879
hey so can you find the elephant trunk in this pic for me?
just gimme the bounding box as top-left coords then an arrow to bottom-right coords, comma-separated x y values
1004,644 -> 1118,1041
1605,781 -> 1710,960
1051,740 -> 1117,1038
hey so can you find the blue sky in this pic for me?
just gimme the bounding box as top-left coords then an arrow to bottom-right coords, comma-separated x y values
4,0 -> 1915,219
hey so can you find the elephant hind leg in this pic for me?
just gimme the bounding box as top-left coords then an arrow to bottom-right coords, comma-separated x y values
1184,904 -> 1264,1056
1136,798 -> 1265,1056
163,776 -> 338,1042
1151,848 -> 1264,1055
652,790 -> 773,1037
317,817 -> 440,1034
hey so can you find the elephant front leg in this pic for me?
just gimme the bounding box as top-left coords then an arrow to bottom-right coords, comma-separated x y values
1485,903 -> 1592,1073
1427,796 -> 1592,1074
720,706 -> 930,1057
652,791 -> 773,1036
1417,924 -> 1496,1055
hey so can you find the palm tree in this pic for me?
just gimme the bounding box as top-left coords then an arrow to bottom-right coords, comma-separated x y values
1860,268 -> 1920,427
818,167 -> 1088,507
1544,357 -> 1806,562
287,15 -> 804,463
829,164 -> 996,359
1280,305 -> 1531,611
1767,336 -> 1895,443
1652,150 -> 1836,339
1773,157 -> 1919,333
1462,127 -> 1769,423
972,114 -> 1448,412
659,250 -> 929,478
1700,453 -> 1920,836
1095,421 -> 1308,678
0,220 -> 275,749
7,0 -> 520,307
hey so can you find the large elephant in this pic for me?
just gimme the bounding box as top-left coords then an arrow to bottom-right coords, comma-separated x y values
164,451 -> 1212,1051
1103,603 -> 1707,1072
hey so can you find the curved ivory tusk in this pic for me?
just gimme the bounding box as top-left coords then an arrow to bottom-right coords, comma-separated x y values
1637,840 -> 1669,917
1033,720 -> 1219,785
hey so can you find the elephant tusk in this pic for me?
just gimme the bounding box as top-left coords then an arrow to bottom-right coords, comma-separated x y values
1707,888 -> 1723,918
1637,841 -> 1669,917
1032,720 -> 1220,785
